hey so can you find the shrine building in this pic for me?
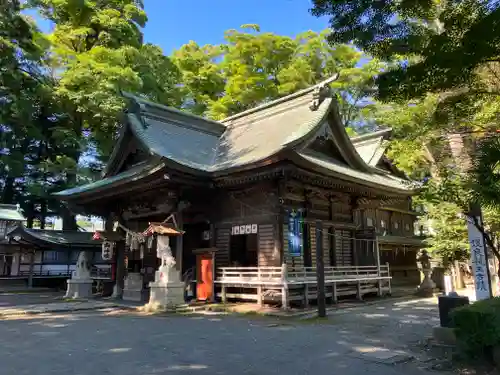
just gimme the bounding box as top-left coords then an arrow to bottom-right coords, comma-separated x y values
54,78 -> 424,308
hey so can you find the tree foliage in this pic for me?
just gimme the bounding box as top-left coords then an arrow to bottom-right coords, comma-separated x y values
311,0 -> 500,101
172,26 -> 382,130
0,9 -> 390,230
312,0 -> 500,266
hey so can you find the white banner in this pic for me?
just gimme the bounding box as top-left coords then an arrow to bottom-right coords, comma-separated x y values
466,216 -> 491,300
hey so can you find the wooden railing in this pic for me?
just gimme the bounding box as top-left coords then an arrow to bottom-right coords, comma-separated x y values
218,267 -> 284,285
287,265 -> 390,283
19,270 -> 72,278
217,264 -> 391,286
16,267 -> 112,280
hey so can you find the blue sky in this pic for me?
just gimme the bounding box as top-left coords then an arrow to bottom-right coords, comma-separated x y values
29,0 -> 330,54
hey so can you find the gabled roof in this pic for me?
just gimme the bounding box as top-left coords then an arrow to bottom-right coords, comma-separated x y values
119,83 -> 333,173
351,129 -> 392,167
0,204 -> 25,222
54,77 -> 416,199
6,225 -> 100,249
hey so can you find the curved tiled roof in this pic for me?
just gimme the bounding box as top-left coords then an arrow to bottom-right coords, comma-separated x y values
7,225 -> 99,248
0,204 -> 25,222
123,83 -> 333,173
54,77 -> 416,198
351,129 -> 392,167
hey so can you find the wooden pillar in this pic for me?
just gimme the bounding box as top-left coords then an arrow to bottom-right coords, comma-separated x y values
304,284 -> 309,307
356,281 -> 362,300
28,250 -> 35,288
113,240 -> 125,299
257,285 -> 263,306
375,238 -> 382,296
175,211 -> 183,280
277,178 -> 285,264
281,263 -> 289,310
209,223 -> 216,303
316,220 -> 326,317
221,285 -> 227,304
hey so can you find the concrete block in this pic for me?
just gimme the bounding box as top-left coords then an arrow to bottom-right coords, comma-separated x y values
433,326 -> 457,346
65,278 -> 93,299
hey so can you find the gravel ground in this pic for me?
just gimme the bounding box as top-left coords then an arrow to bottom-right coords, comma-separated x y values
0,296 -> 452,375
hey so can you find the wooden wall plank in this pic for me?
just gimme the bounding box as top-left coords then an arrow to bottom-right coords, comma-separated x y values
215,228 -> 230,267
334,229 -> 353,266
258,224 -> 279,267
310,224 -> 317,268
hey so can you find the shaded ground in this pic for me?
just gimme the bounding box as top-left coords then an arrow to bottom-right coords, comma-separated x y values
0,293 -> 494,375
0,291 -> 64,307
0,297 -> 446,375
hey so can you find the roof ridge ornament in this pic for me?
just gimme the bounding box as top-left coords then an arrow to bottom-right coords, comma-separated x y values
121,91 -> 149,128
309,74 -> 340,111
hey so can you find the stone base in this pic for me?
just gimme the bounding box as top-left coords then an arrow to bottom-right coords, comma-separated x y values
433,326 -> 457,346
111,284 -> 123,299
123,273 -> 144,302
416,287 -> 436,297
65,278 -> 93,299
147,281 -> 184,310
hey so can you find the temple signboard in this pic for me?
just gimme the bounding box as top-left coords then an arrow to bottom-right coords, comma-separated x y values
102,241 -> 114,261
466,216 -> 491,300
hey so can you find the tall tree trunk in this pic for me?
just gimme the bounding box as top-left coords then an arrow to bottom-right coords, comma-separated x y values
40,200 -> 47,229
25,202 -> 34,228
1,176 -> 15,204
62,205 -> 78,230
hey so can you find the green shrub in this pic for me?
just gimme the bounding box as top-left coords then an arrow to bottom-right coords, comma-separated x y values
451,297 -> 500,358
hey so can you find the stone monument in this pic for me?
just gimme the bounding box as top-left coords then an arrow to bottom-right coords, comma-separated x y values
65,251 -> 93,299
416,250 -> 436,297
147,235 -> 184,310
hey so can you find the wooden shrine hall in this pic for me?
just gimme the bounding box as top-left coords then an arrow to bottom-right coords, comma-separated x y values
54,77 -> 424,308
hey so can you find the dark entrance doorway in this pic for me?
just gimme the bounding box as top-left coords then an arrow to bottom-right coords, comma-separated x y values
230,234 -> 258,267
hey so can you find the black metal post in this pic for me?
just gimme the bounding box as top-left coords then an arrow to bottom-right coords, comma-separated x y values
316,220 -> 326,317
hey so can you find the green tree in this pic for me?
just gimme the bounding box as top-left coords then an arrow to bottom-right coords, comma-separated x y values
29,0 -> 181,157
173,26 -> 382,131
312,0 -> 500,268
310,0 -> 500,102
28,0 -> 181,228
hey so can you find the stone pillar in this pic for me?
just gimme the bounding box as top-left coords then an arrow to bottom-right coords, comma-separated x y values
65,251 -> 93,299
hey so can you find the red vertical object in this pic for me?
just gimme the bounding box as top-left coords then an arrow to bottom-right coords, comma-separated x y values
196,253 -> 213,301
